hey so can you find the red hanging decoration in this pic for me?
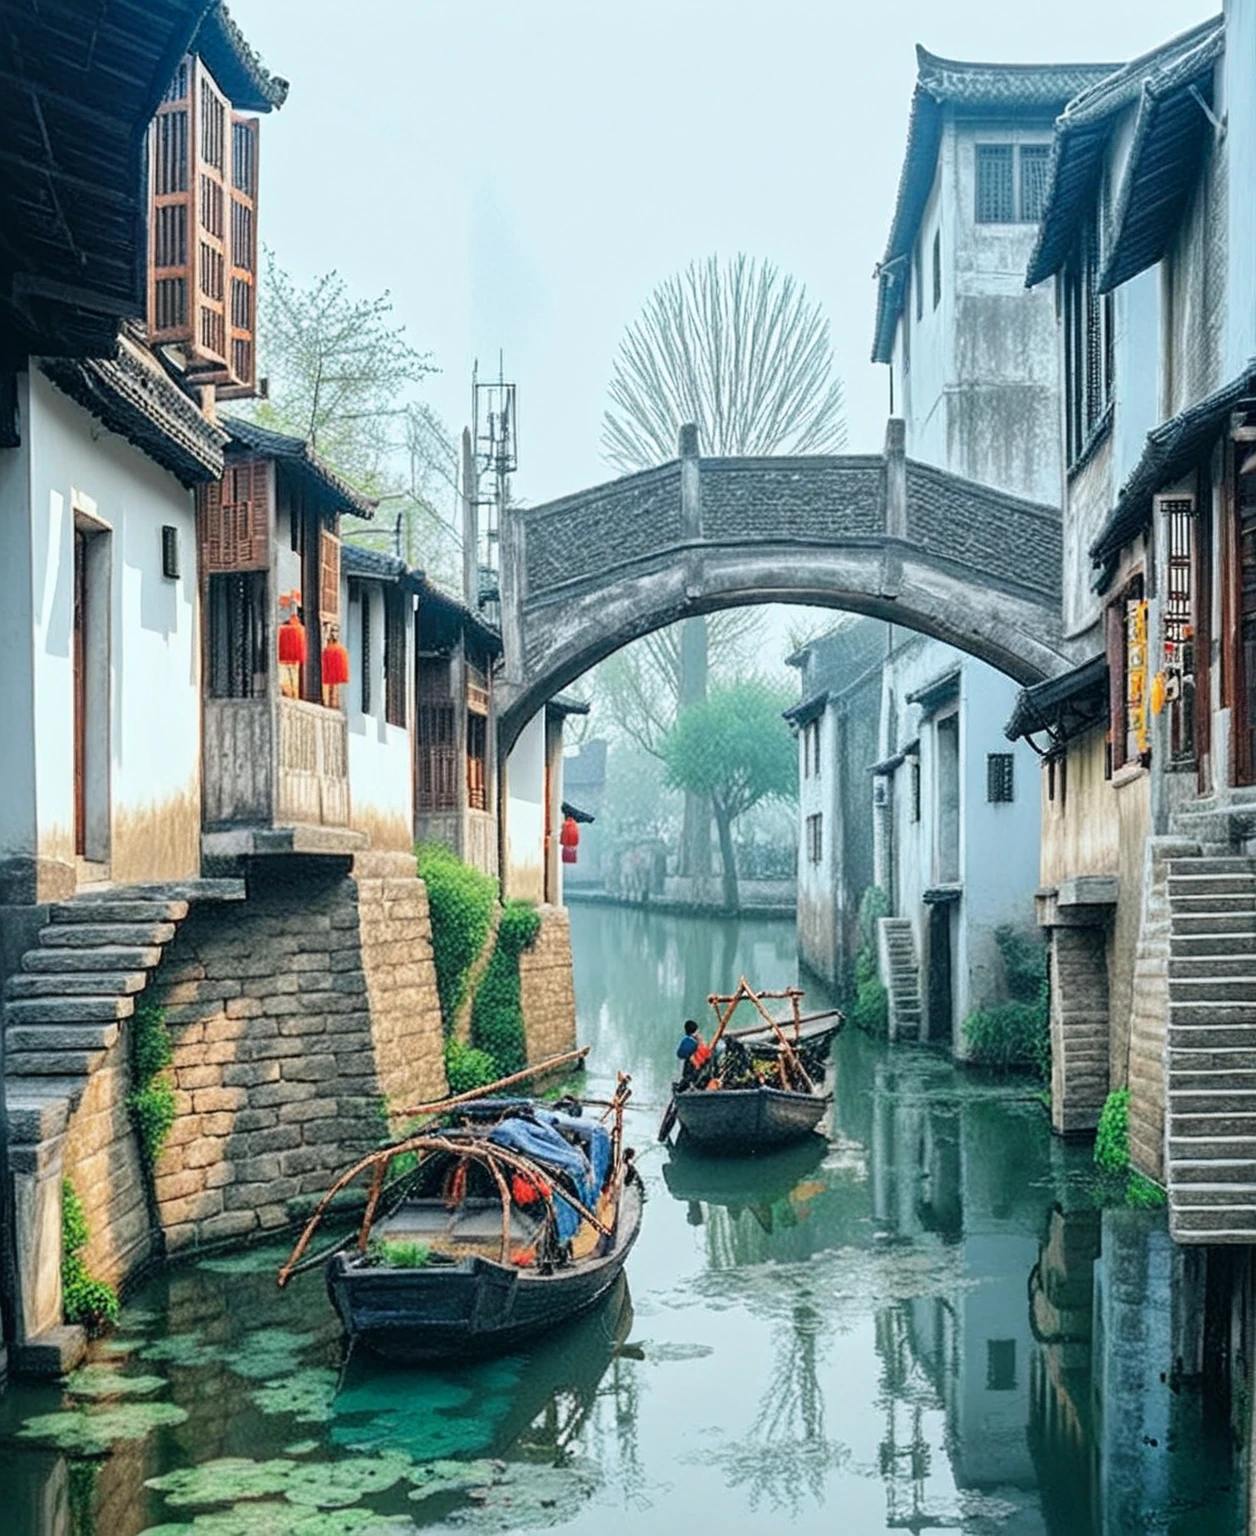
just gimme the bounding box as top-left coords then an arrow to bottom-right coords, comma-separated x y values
278,615 -> 307,665
322,640 -> 350,686
560,815 -> 579,865
562,846 -> 578,864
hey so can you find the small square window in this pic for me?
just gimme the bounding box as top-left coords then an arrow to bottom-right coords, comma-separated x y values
987,753 -> 1015,803
976,144 -> 1015,223
805,813 -> 823,865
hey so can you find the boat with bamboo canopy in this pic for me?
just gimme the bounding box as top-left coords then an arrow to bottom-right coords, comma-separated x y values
278,1049 -> 644,1362
658,979 -> 840,1153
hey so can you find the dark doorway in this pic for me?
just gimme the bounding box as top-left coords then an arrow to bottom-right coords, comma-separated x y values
927,901 -> 953,1045
73,528 -> 87,857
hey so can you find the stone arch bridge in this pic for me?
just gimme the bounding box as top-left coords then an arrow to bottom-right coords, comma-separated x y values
498,421 -> 1077,748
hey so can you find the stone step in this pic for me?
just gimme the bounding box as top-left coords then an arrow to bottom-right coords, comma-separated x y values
37,921 -> 176,949
1171,1025 -> 1256,1051
1170,978 -> 1256,1004
1172,1067 -> 1256,1091
4,996 -> 134,1025
6,1023 -> 120,1054
1170,956 -> 1256,979
1169,1111 -> 1256,1138
1170,894 -> 1256,916
22,945 -> 163,973
6,1050 -> 104,1077
50,899 -> 188,925
1172,932 -> 1256,957
1172,912 -> 1256,936
1170,1159 -> 1256,1184
1172,1048 -> 1256,1072
5,972 -> 147,1000
1170,1136 -> 1256,1160
1169,873 -> 1256,893
1169,857 -> 1256,874
70,878 -> 244,904
1165,1183 -> 1256,1208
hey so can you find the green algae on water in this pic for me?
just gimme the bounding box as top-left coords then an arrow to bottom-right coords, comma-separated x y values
196,1242 -> 292,1276
221,1327 -> 317,1381
252,1367 -> 339,1424
140,1502 -> 416,1535
66,1363 -> 167,1399
17,1400 -> 189,1455
282,1452 -> 412,1508
139,1332 -> 226,1368
145,1456 -> 294,1506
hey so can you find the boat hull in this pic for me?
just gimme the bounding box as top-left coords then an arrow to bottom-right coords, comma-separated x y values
327,1181 -> 644,1362
673,1085 -> 830,1153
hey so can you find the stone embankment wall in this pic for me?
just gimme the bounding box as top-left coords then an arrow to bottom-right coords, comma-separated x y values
143,851 -> 446,1255
519,906 -> 578,1064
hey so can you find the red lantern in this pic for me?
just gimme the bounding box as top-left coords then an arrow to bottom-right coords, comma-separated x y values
278,615 -> 307,665
560,815 -> 579,864
322,640 -> 350,686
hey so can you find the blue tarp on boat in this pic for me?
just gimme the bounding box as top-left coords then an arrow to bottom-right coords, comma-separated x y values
487,1116 -> 600,1242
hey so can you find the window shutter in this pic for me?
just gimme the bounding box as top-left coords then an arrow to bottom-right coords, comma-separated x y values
319,530 -> 341,623
198,458 -> 271,573
1107,599 -> 1127,772
986,753 -> 1015,803
227,116 -> 259,391
192,60 -> 230,371
149,59 -> 193,342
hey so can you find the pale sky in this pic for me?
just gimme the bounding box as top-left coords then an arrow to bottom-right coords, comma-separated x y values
232,0 -> 1215,510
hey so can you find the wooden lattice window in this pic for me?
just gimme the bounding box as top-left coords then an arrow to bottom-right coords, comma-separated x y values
148,55 -> 260,391
358,585 -> 372,715
384,591 -> 407,728
207,571 -> 267,698
1063,203 -> 1114,465
975,145 -> 1015,223
986,752 -> 1015,803
319,530 -> 340,623
417,656 -> 457,811
1019,145 -> 1051,221
910,757 -> 921,822
1163,495 -> 1197,764
467,712 -> 488,812
198,458 -> 270,572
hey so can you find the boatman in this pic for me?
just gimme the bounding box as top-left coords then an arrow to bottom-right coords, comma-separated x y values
676,1019 -> 711,1083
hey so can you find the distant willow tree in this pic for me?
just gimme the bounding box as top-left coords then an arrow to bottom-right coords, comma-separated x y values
600,254 -> 845,879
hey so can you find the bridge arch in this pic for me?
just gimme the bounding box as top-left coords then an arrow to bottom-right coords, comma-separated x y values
497,421 -> 1078,749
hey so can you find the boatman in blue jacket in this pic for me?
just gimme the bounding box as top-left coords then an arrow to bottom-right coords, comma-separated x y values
676,1019 -> 710,1084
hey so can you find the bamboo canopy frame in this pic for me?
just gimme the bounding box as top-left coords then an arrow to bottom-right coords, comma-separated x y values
706,977 -> 814,1092
278,1052 -> 629,1287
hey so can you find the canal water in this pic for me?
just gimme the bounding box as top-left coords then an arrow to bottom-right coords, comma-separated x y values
0,906 -> 1250,1534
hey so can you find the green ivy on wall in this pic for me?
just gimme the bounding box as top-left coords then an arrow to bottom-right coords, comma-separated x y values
62,1179 -> 119,1335
128,1000 -> 176,1172
469,901 -> 542,1078
416,843 -> 497,1029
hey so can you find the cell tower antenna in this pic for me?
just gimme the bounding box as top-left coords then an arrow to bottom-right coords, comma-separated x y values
470,356 -> 517,624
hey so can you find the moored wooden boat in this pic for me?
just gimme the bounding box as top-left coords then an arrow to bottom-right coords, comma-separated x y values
659,978 -> 835,1154
279,1051 -> 644,1362
673,1083 -> 829,1151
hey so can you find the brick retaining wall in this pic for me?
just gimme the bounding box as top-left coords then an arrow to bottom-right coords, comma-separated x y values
519,905 -> 578,1064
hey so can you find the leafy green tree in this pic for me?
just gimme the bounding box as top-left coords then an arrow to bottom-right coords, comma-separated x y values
660,679 -> 797,911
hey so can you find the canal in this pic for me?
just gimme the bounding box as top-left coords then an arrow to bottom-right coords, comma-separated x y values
0,906 -> 1250,1534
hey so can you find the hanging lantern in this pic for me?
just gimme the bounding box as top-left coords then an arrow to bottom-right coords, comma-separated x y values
322,639 -> 351,686
1150,670 -> 1168,716
560,815 -> 579,864
278,615 -> 307,666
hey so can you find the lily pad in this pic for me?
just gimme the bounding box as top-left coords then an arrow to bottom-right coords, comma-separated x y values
418,1458 -> 599,1529
221,1328 -> 316,1381
18,1400 -> 189,1455
146,1457 -> 294,1507
67,1364 -> 168,1399
283,1453 -> 411,1509
252,1368 -> 339,1424
331,1365 -> 513,1460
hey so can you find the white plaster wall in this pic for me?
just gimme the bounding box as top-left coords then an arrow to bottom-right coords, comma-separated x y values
505,709 -> 546,902
25,369 -> 200,880
899,145 -> 949,467
344,579 -> 413,850
1225,0 -> 1256,378
0,376 -> 37,867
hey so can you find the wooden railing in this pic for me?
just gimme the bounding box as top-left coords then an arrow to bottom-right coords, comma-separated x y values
203,695 -> 350,829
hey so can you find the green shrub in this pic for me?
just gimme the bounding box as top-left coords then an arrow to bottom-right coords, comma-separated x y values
995,924 -> 1048,1003
470,901 -> 541,1077
128,1000 -> 176,1170
61,1180 -> 119,1336
850,977 -> 889,1037
858,886 -> 891,954
963,998 -> 1049,1072
444,1038 -> 498,1095
416,843 -> 497,1029
1095,1088 -> 1131,1173
1127,1171 -> 1167,1208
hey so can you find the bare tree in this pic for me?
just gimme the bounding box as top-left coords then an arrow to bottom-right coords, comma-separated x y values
600,254 -> 846,878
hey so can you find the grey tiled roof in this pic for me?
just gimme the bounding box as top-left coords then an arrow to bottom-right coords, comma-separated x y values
1025,15 -> 1222,287
342,543 -> 409,583
222,415 -> 377,518
872,46 -> 1116,363
194,3 -> 289,112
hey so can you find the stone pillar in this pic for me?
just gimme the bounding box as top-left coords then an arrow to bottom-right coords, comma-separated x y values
1048,924 -> 1111,1134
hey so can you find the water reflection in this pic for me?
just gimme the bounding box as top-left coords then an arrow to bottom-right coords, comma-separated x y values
0,906 -> 1248,1534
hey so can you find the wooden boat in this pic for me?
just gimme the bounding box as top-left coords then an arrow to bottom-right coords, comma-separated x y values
662,1129 -> 827,1209
661,979 -> 837,1155
279,1051 -> 644,1362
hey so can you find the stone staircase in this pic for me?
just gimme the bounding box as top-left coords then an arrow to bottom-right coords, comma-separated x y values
1166,853 -> 1256,1242
878,917 -> 923,1042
